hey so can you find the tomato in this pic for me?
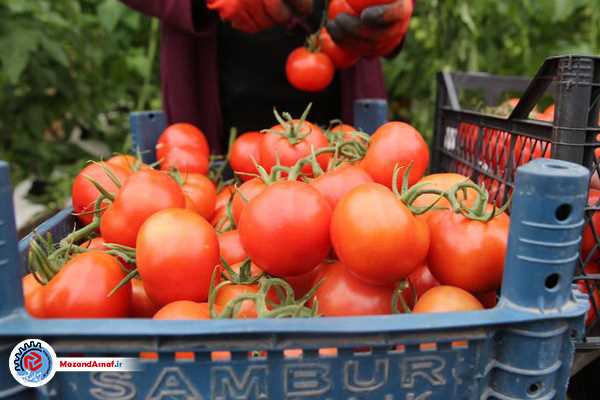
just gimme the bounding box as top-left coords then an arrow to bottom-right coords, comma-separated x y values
159,146 -> 209,174
153,301 -> 214,320
578,262 -> 600,327
156,123 -> 210,161
231,178 -> 267,224
513,137 -> 551,167
211,206 -> 229,229
260,120 -> 330,176
408,265 -> 439,300
100,169 -> 186,247
131,278 -> 160,318
72,162 -> 130,225
22,273 -> 44,318
284,263 -> 323,299
319,28 -> 358,70
309,163 -> 373,209
476,291 -> 498,309
582,189 -> 600,260
239,181 -> 332,277
215,185 -> 234,211
361,122 -> 429,190
427,208 -> 509,293
181,173 -> 217,220
539,104 -> 555,122
106,155 -> 150,173
218,230 -> 247,266
314,261 -> 411,316
411,173 -> 477,211
328,0 -> 358,18
215,283 -> 261,319
81,236 -> 134,271
286,47 -> 335,92
43,251 -> 131,318
230,132 -> 263,181
413,286 -> 483,313
331,183 -> 429,286
482,129 -> 510,173
137,208 -> 219,306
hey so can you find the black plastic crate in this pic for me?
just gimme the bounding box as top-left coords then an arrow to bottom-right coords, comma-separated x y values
432,55 -> 600,353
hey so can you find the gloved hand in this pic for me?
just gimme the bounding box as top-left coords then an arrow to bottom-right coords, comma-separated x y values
326,0 -> 413,57
207,0 -> 313,33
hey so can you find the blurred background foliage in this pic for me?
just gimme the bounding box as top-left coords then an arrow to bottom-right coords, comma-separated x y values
1,0 -> 599,214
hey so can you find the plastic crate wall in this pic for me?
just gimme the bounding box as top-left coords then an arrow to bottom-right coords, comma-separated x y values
432,55 -> 600,348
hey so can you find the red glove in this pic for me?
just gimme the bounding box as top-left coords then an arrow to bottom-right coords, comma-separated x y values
207,0 -> 313,33
326,0 -> 413,57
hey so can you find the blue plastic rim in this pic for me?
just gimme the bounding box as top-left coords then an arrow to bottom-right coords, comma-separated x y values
0,109 -> 591,399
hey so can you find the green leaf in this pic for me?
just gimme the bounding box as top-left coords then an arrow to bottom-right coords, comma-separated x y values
41,40 -> 69,67
0,30 -> 40,83
97,0 -> 125,32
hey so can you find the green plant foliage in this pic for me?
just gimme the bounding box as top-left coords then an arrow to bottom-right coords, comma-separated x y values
0,0 -> 160,209
384,0 -> 600,142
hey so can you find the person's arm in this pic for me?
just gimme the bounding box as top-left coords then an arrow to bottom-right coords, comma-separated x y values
119,0 -> 210,35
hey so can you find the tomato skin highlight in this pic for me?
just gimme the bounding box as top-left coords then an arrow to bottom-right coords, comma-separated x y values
331,183 -> 429,286
153,301 -> 214,320
239,181 -> 332,277
427,209 -> 509,294
136,209 -> 220,307
229,132 -> 263,181
286,47 -> 335,92
259,121 -> 330,176
361,122 -> 429,189
23,273 -> 45,318
131,278 -> 160,318
43,251 -> 132,318
100,169 -> 186,247
218,230 -> 247,266
182,173 -> 217,220
72,162 -> 130,225
310,164 -> 373,209
156,123 -> 210,160
413,286 -> 483,313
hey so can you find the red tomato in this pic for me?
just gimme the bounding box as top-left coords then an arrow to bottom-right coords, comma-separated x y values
346,0 -> 394,13
229,132 -> 263,181
22,273 -> 44,318
476,291 -> 498,309
411,173 -> 477,212
286,47 -> 335,92
215,185 -> 234,211
513,137 -> 551,167
408,265 -> 439,300
131,278 -> 160,318
153,301 -> 215,320
328,0 -> 358,18
309,163 -> 373,209
100,169 -> 186,247
81,236 -> 134,271
137,209 -> 220,307
43,251 -> 131,318
361,122 -> 429,190
181,173 -> 217,220
260,120 -> 330,176
215,284 -> 261,319
427,208 -> 509,293
211,206 -> 229,229
239,181 -> 332,277
319,28 -> 358,70
156,123 -> 210,160
582,189 -> 600,260
413,286 -> 483,313
314,261 -> 411,316
284,263 -> 323,299
231,178 -> 267,224
72,162 -> 130,225
159,146 -> 210,175
106,155 -> 150,173
218,230 -> 247,266
539,104 -> 555,122
331,183 -> 429,286
482,129 -> 510,173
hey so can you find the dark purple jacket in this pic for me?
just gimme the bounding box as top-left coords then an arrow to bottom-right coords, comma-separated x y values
121,0 -> 387,154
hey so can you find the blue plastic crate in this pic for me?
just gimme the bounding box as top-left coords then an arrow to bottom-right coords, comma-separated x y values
0,109 -> 592,399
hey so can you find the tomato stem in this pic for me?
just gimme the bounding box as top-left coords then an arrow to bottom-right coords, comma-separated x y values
392,280 -> 412,314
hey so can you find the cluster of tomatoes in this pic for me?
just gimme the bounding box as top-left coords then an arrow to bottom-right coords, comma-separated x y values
23,105 -> 512,325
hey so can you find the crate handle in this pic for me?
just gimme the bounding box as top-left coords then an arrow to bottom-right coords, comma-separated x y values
0,161 -> 24,318
501,158 -> 589,310
130,111 -> 167,165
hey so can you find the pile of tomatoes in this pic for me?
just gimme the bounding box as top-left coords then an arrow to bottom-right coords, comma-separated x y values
23,105 -> 515,324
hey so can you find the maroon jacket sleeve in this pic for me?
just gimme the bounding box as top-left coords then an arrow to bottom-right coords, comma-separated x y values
119,0 -> 211,35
